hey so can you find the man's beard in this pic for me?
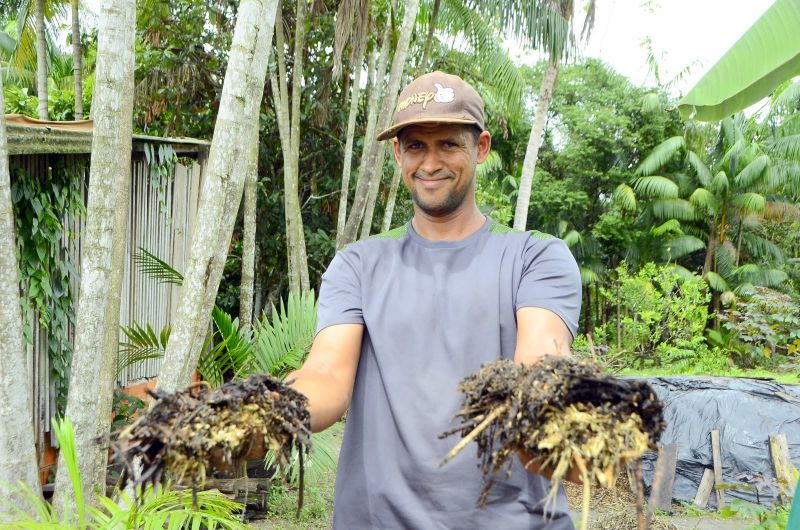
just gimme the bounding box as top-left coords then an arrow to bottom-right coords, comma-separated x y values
410,170 -> 471,217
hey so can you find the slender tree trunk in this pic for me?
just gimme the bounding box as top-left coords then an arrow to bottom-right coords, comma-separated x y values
157,0 -> 278,393
271,1 -> 310,292
239,117 -> 258,331
513,60 -> 559,231
336,23 -> 367,244
360,142 -> 388,238
418,0 -> 440,74
341,0 -> 419,246
52,0 -> 136,511
72,0 -> 83,118
0,75 -> 42,521
381,164 -> 402,231
35,0 -> 48,120
703,225 -> 718,276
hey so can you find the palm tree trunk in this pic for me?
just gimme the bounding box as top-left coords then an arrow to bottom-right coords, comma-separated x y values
336,23 -> 368,245
703,226 -> 718,276
513,60 -> 559,231
271,1 -> 310,293
52,0 -> 136,511
239,117 -> 259,331
341,0 -> 419,246
360,142 -> 389,238
381,164 -> 402,231
157,0 -> 278,393
35,0 -> 48,120
72,0 -> 83,118
418,0 -> 440,73
0,75 -> 42,520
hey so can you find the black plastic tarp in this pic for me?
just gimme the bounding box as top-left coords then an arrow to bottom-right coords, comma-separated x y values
635,376 -> 800,507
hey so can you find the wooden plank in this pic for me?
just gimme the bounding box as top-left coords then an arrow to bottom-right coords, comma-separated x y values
693,468 -> 715,508
711,430 -> 725,508
648,444 -> 679,513
769,434 -> 797,501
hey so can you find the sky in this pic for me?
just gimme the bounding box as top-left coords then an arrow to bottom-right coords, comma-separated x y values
79,0 -> 776,97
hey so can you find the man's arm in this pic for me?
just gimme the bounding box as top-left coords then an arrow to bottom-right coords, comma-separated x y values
514,306 -> 582,483
287,323 -> 364,432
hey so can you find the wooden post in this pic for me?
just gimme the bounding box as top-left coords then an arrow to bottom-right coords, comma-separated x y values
634,460 -> 650,530
769,434 -> 797,502
693,468 -> 715,508
711,430 -> 725,508
648,444 -> 679,513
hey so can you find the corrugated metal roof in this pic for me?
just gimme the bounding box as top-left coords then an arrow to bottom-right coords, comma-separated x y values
4,114 -> 210,155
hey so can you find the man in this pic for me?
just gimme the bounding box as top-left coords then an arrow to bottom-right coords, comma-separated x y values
288,71 -> 581,529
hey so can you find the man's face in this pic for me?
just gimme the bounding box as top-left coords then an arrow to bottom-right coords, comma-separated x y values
393,123 -> 491,218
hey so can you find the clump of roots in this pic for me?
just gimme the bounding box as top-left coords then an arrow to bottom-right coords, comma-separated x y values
113,374 -> 311,494
440,357 -> 665,530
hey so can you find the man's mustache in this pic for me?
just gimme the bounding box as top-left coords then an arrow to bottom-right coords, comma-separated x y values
413,170 -> 455,180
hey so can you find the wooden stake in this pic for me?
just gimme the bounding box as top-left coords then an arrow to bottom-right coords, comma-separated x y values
769,434 -> 797,502
711,430 -> 725,508
693,468 -> 715,508
648,444 -> 679,513
635,460 -> 650,530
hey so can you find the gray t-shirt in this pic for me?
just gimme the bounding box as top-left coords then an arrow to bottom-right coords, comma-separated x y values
317,217 -> 581,529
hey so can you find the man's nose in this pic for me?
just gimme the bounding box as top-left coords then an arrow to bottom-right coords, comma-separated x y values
418,149 -> 444,175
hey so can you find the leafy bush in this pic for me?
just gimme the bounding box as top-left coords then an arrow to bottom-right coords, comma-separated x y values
718,287 -> 800,368
594,263 -> 716,370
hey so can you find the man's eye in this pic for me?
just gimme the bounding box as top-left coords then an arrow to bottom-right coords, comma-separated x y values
407,143 -> 422,150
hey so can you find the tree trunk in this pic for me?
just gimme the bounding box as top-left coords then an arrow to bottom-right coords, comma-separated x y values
72,0 -> 83,118
157,0 -> 278,393
360,142 -> 388,238
271,1 -> 310,293
35,0 -> 48,120
0,74 -> 42,521
341,0 -> 419,246
513,60 -> 559,231
52,0 -> 136,512
381,164 -> 402,231
703,225 -> 718,276
418,0 -> 440,74
239,117 -> 258,331
336,23 -> 367,244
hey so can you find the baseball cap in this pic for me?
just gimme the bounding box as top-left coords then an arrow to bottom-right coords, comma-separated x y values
376,71 -> 485,141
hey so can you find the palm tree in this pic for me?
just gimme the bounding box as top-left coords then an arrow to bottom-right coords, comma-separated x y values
70,0 -> 82,118
616,115 -> 800,300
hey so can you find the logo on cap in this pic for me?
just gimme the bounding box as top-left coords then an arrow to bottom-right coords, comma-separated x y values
397,84 -> 456,112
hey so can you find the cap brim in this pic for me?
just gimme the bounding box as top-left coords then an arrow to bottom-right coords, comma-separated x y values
376,117 -> 480,141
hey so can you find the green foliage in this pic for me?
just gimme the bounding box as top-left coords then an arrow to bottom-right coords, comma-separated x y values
111,388 -> 146,432
594,263 -> 716,370
0,418 -> 247,529
118,321 -> 170,376
718,287 -> 800,368
196,306 -> 253,387
142,143 -> 177,217
720,499 -> 789,530
10,160 -> 85,416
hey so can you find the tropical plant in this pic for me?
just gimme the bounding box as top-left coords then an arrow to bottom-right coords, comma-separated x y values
0,418 -> 247,529
616,114 -> 799,301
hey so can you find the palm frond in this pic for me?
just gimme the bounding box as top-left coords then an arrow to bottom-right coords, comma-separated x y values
562,229 -> 582,249
635,136 -> 685,176
641,92 -> 661,114
133,248 -> 184,286
578,266 -> 600,286
247,291 -> 318,380
763,201 -> 800,221
731,192 -> 766,215
704,271 -> 729,293
196,307 -> 253,387
633,176 -> 679,198
266,422 -> 343,486
734,154 -> 770,189
476,150 -> 503,179
711,171 -> 729,195
662,235 -> 705,260
651,198 -> 697,221
688,187 -> 719,215
769,134 -> 800,160
734,264 -> 788,288
685,150 -> 712,187
651,219 -> 682,237
740,232 -> 784,262
117,322 -> 170,376
765,161 -> 800,195
715,241 -> 737,279
771,80 -> 800,111
668,264 -> 698,282
613,183 -> 636,212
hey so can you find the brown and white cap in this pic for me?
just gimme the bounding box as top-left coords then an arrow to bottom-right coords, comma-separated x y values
376,71 -> 485,141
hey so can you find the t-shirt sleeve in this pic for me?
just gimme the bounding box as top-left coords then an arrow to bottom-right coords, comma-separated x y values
316,248 -> 364,334
515,237 -> 582,338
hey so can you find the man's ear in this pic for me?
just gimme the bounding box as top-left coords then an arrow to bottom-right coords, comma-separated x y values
475,131 -> 492,164
393,137 -> 402,164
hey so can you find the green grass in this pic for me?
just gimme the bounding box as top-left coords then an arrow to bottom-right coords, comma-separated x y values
620,366 -> 800,383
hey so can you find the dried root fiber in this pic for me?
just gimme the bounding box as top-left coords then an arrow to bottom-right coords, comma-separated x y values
113,374 -> 311,491
440,357 -> 665,530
